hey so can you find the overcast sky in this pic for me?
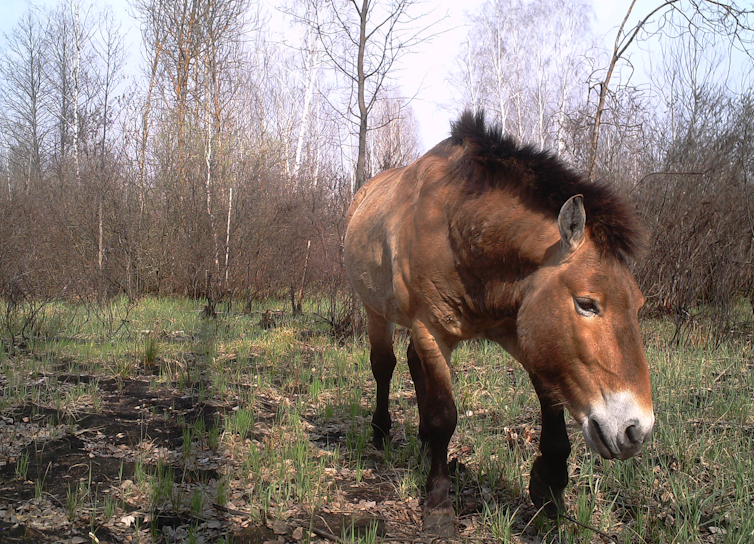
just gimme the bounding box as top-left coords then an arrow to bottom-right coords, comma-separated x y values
0,0 -> 688,150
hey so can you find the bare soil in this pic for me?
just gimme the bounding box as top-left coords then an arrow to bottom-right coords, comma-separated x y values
0,370 -> 539,544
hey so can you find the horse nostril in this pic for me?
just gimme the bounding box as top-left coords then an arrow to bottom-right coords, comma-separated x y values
591,417 -> 608,449
624,424 -> 640,446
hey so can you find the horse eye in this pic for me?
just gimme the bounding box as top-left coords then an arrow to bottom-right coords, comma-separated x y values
574,297 -> 599,317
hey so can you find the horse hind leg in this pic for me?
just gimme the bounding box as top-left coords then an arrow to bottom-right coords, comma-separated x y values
365,309 -> 397,448
407,338 -> 429,446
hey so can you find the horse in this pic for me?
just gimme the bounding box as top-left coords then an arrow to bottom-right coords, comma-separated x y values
343,110 -> 654,534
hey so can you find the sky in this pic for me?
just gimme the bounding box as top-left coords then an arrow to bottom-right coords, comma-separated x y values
0,0 -> 696,151
397,0 -> 662,149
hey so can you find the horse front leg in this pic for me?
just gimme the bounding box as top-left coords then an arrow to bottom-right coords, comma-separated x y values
411,321 -> 457,536
529,377 -> 571,518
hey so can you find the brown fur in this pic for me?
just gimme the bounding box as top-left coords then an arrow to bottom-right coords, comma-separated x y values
432,109 -> 645,261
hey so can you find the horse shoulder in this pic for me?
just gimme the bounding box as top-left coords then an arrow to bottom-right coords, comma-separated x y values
407,183 -> 476,340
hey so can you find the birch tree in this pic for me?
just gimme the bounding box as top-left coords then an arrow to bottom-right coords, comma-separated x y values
68,0 -> 89,183
368,92 -> 421,172
291,3 -> 322,181
0,8 -> 50,193
453,0 -> 592,155
93,8 -> 125,302
199,0 -> 252,301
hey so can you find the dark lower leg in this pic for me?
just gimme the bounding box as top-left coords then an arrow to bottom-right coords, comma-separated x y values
424,394 -> 457,513
365,312 -> 396,449
407,339 -> 429,444
371,347 -> 397,447
409,322 -> 457,536
529,381 -> 571,517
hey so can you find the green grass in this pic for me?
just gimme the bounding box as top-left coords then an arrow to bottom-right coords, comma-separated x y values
0,296 -> 752,542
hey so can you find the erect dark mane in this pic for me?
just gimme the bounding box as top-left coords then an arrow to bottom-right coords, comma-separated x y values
447,109 -> 644,260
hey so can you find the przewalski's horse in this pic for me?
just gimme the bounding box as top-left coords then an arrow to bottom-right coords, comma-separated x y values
344,110 -> 654,533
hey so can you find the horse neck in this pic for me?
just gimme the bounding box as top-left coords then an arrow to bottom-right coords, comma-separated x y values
448,200 -> 557,322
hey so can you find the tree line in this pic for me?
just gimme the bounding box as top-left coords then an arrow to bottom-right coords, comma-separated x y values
1,0 -> 753,334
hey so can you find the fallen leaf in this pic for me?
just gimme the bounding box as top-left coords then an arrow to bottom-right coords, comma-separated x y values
272,519 -> 289,535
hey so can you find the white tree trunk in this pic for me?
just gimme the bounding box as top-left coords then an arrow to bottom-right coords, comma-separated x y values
224,187 -> 233,290
535,47 -> 547,150
293,34 -> 319,180
204,95 -> 219,277
556,77 -> 568,156
98,194 -> 104,302
71,0 -> 82,184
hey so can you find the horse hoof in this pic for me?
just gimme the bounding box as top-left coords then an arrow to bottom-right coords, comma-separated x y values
530,486 -> 565,519
423,513 -> 455,537
371,424 -> 390,450
529,472 -> 565,519
535,496 -> 563,519
423,505 -> 455,537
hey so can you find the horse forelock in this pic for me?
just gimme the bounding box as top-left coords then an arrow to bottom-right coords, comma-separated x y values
446,109 -> 645,262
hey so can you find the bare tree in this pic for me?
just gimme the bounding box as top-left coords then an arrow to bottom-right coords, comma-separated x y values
587,0 -> 754,182
69,0 -> 89,184
46,5 -> 72,166
45,0 -> 99,185
367,91 -> 421,173
452,0 -> 593,157
94,8 -> 125,302
197,0 -> 253,303
291,3 -> 323,181
0,7 -> 50,194
295,0 -> 440,190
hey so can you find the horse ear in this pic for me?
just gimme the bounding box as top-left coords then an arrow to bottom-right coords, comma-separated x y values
558,194 -> 585,251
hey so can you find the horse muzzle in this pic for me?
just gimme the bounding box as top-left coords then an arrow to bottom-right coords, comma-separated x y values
581,392 -> 654,460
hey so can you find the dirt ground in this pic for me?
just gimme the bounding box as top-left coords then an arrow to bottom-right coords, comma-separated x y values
0,370 -> 547,544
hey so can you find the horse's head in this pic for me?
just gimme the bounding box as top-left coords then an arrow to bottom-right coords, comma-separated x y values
518,195 -> 654,460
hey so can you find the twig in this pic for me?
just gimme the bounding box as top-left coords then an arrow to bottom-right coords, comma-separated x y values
213,503 -> 256,517
520,503 -> 547,535
73,426 -> 106,436
687,420 -> 754,433
559,513 -> 620,544
311,526 -> 345,543
312,312 -> 335,325
213,504 -> 349,544
713,361 -> 736,383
